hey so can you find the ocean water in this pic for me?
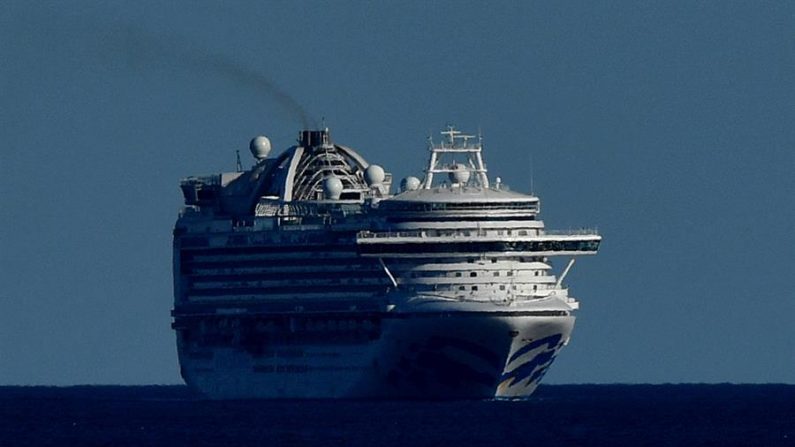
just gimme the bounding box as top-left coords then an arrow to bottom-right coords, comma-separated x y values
1,385 -> 792,447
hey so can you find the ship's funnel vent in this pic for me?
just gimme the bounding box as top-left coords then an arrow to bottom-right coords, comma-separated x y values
300,129 -> 330,148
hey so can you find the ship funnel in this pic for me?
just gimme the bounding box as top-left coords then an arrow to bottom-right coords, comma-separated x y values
300,129 -> 330,148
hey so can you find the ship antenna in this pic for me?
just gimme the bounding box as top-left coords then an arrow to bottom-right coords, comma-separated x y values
235,149 -> 243,172
529,153 -> 534,194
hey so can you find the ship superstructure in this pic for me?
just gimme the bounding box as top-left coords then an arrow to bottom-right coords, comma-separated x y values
172,127 -> 600,399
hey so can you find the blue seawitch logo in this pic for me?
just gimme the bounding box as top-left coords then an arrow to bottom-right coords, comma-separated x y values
499,334 -> 564,389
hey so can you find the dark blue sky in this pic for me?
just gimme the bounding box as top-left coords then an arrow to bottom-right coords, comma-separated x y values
2,1 -> 793,385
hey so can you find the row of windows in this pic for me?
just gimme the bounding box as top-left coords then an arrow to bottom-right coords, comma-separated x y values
373,229 -> 540,238
181,260 -> 375,274
385,215 -> 536,223
380,201 -> 539,212
359,240 -> 600,254
407,284 -> 544,293
183,256 -> 545,274
187,283 -> 387,297
454,284 -> 540,291
188,276 -> 550,294
407,270 -> 545,278
181,244 -> 356,254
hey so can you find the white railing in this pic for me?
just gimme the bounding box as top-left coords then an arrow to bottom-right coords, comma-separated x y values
543,228 -> 599,236
357,228 -> 600,240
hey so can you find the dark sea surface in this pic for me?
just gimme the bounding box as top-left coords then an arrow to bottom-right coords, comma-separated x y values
1,385 -> 793,447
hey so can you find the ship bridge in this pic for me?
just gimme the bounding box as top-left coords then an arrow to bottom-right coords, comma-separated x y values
356,228 -> 600,258
379,187 -> 540,220
358,126 -> 601,259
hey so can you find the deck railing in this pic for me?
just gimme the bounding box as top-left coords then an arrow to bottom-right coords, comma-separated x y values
357,228 -> 600,240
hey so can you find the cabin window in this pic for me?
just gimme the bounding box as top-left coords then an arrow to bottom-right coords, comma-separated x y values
493,272 -> 500,277
491,258 -> 497,263
499,285 -> 506,290
458,286 -> 466,291
455,272 -> 462,277
471,286 -> 478,291
507,271 -> 514,276
470,272 -> 477,277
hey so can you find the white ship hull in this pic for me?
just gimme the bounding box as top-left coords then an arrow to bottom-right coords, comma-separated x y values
178,297 -> 574,399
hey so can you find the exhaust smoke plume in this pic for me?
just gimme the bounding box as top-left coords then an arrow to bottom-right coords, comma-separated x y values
109,25 -> 313,129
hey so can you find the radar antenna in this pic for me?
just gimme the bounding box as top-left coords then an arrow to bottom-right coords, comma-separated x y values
423,125 -> 489,189
529,153 -> 534,194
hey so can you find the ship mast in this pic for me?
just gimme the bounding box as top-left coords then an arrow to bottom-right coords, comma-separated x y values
423,125 -> 489,189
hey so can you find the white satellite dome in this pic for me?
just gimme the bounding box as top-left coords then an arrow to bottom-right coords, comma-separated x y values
364,164 -> 385,186
448,164 -> 471,184
400,176 -> 421,192
249,136 -> 272,160
322,176 -> 343,200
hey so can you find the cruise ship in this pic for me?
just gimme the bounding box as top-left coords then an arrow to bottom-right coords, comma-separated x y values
172,126 -> 600,399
